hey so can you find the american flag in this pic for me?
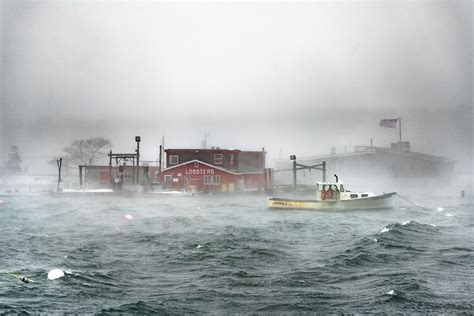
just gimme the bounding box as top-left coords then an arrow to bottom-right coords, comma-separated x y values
379,118 -> 398,128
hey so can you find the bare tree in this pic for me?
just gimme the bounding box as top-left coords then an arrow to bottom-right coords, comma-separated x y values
52,137 -> 112,169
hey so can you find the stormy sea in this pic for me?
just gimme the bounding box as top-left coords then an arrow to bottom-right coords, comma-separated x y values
0,193 -> 472,314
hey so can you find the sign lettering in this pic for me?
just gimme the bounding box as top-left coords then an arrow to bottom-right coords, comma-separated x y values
185,169 -> 215,175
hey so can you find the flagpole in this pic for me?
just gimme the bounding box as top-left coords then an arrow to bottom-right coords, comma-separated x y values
399,117 -> 402,143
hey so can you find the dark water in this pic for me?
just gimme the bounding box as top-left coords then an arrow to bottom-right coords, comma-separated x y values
0,194 -> 472,314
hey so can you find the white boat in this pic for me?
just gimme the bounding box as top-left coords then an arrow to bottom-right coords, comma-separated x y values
268,175 -> 396,210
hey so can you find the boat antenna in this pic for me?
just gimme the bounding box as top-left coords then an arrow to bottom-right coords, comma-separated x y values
334,174 -> 338,183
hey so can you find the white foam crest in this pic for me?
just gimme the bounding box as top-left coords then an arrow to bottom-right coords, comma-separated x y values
380,227 -> 390,233
196,244 -> 203,249
48,269 -> 65,280
401,221 -> 411,226
387,290 -> 396,295
437,207 -> 444,212
445,213 -> 454,217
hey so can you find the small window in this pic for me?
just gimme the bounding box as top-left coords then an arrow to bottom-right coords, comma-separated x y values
340,185 -> 345,192
213,175 -> 220,184
350,194 -> 359,199
164,175 -> 172,183
361,194 -> 368,197
194,162 -> 199,168
169,155 -> 179,165
214,154 -> 223,164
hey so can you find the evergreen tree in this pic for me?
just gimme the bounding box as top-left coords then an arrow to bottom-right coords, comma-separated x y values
5,145 -> 23,174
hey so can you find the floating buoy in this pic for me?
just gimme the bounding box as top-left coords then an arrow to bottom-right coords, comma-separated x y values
48,269 -> 64,280
7,272 -> 33,283
124,214 -> 133,220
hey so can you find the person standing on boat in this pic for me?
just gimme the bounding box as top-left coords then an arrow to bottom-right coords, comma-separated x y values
323,185 -> 334,200
334,185 -> 340,200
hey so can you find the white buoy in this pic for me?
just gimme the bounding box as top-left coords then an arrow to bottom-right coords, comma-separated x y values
124,214 -> 133,220
48,269 -> 64,280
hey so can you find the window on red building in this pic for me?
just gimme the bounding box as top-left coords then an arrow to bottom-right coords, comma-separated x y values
169,155 -> 179,165
214,154 -> 223,164
204,175 -> 220,185
164,175 -> 172,183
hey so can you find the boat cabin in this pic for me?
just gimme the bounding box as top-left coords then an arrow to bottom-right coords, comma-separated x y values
315,181 -> 375,201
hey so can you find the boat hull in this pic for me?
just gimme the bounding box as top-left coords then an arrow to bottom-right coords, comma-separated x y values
267,192 -> 396,210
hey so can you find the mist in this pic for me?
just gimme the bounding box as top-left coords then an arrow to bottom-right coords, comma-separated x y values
0,1 -> 472,174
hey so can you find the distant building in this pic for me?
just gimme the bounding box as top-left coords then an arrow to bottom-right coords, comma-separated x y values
79,165 -> 157,189
274,142 -> 455,185
157,148 -> 266,192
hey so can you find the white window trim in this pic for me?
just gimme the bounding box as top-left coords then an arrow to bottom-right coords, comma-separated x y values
204,175 -> 220,185
169,155 -> 179,165
214,154 -> 223,165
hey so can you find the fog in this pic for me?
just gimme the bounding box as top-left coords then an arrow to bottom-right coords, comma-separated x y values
0,1 -> 472,174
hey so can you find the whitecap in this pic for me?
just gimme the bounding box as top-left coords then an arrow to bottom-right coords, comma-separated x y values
445,213 -> 454,217
380,227 -> 390,233
402,221 -> 410,226
373,238 -> 378,242
387,290 -> 395,295
48,269 -> 65,280
124,214 -> 133,220
437,207 -> 444,212
196,244 -> 203,249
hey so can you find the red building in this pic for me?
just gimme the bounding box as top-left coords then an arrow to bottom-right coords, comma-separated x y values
157,148 -> 266,192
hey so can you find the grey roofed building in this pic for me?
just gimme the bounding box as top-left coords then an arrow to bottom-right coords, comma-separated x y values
273,142 -> 455,186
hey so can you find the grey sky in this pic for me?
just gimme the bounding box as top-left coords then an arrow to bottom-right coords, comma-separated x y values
0,1 -> 472,172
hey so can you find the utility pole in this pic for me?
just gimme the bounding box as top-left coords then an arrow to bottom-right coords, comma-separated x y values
135,136 -> 141,185
56,158 -> 62,192
291,155 -> 297,191
159,145 -> 162,173
399,117 -> 402,143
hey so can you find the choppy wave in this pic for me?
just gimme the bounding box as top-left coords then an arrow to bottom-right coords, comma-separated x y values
1,196 -> 472,314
